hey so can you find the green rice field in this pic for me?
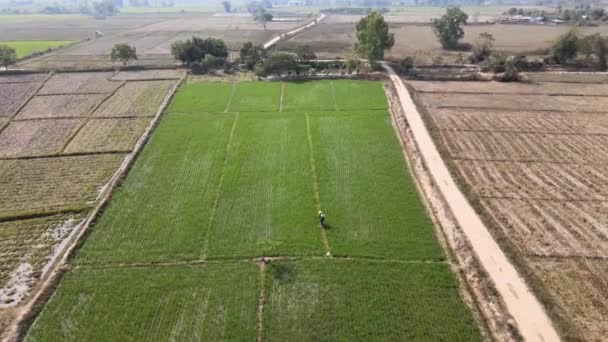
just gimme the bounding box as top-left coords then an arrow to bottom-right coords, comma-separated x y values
0,40 -> 73,58
26,80 -> 482,340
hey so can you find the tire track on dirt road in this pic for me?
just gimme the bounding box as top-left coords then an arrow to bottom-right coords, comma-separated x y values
382,63 -> 561,342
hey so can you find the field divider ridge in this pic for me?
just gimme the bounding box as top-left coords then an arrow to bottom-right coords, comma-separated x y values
305,113 -> 331,255
58,81 -> 127,154
5,76 -> 186,342
383,63 -> 560,341
0,71 -> 53,136
201,112 -> 239,260
255,260 -> 267,342
224,82 -> 237,113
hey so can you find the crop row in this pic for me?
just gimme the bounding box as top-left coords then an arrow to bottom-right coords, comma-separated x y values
0,118 -> 83,158
455,160 -> 608,201
92,80 -> 175,117
17,94 -> 104,120
408,80 -> 608,96
439,130 -> 608,163
482,198 -> 608,258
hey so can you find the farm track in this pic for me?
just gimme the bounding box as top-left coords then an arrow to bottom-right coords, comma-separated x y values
384,64 -> 561,341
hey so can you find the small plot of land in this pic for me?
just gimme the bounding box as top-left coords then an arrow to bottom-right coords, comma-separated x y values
166,82 -> 233,113
0,214 -> 82,306
64,118 -> 151,153
283,81 -> 335,111
110,69 -> 183,81
17,94 -> 104,119
0,82 -> 38,117
0,40 -> 72,58
0,74 -> 46,84
39,72 -> 120,95
264,260 -> 481,341
0,119 -> 83,158
32,80 -> 481,340
0,154 -> 125,220
93,80 -> 175,117
410,79 -> 608,340
25,263 -> 260,341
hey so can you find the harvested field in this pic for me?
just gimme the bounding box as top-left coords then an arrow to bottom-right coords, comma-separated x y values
0,82 -> 39,117
418,92 -> 563,111
31,80 -> 482,340
530,258 -> 608,339
409,80 -> 608,96
426,108 -> 608,134
0,74 -> 46,84
64,118 -> 150,153
111,69 -> 183,81
280,18 -> 608,60
0,154 -> 125,220
525,72 -> 608,83
0,214 -> 83,306
39,72 -> 120,95
17,94 -> 104,119
93,80 -> 175,117
26,263 -> 260,341
411,79 -> 608,340
0,119 -> 83,158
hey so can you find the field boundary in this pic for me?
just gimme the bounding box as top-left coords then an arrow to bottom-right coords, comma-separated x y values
305,113 -> 331,255
4,76 -> 185,342
383,63 -> 561,342
0,72 -> 52,136
201,112 -> 239,260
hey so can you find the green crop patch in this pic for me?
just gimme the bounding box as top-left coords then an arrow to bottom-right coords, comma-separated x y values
283,81 -> 335,111
206,113 -> 323,258
167,82 -> 233,114
75,113 -> 234,265
333,80 -> 388,110
263,259 -> 482,341
227,82 -> 281,112
0,40 -> 73,58
311,113 -> 442,260
26,263 -> 260,341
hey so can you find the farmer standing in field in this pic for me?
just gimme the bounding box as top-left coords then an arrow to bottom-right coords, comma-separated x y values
318,211 -> 326,228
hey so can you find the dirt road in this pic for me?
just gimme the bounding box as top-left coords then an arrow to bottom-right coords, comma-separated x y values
383,63 -> 560,342
263,14 -> 327,49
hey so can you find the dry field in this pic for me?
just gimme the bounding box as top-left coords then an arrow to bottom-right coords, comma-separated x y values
92,80 -> 175,117
279,15 -> 608,61
0,71 -> 178,338
409,79 -> 608,340
111,69 -> 183,81
17,13 -> 305,69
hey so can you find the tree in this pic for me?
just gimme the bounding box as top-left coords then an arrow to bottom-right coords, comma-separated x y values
110,43 -> 138,66
471,32 -> 495,63
255,53 -> 297,77
0,45 -> 17,69
92,0 -> 117,17
255,9 -> 273,30
222,1 -> 231,13
354,11 -> 395,66
295,45 -> 316,61
170,37 -> 228,66
552,28 -> 579,64
593,35 -> 607,70
239,42 -> 267,70
578,33 -> 596,61
432,7 -> 468,49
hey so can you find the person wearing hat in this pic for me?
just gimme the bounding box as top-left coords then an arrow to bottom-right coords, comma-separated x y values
318,210 -> 326,228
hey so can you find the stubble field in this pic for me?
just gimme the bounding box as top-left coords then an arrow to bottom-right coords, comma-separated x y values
409,79 -> 608,340
25,80 -> 482,340
0,70 -> 180,339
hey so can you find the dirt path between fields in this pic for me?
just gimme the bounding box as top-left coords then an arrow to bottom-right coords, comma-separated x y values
383,63 -> 561,342
262,14 -> 327,50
